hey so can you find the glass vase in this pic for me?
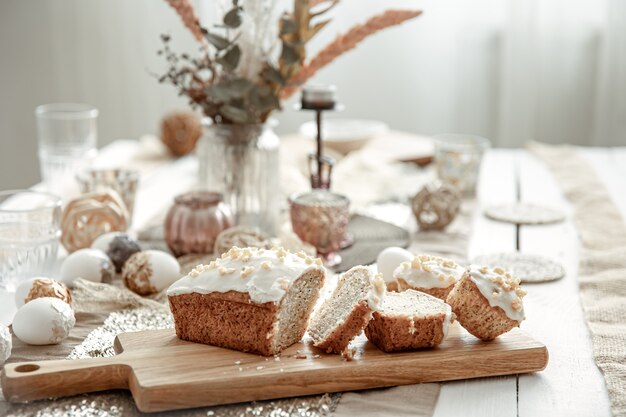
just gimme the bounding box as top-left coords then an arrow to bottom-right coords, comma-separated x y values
197,121 -> 280,235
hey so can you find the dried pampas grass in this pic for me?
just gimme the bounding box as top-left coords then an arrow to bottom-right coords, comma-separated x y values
282,9 -> 422,99
166,0 -> 207,47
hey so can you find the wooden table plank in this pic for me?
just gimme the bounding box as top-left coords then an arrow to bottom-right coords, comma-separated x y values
433,149 -> 519,417
516,151 -> 611,417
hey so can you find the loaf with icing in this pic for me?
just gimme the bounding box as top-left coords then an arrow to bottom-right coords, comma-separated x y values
446,265 -> 526,341
364,289 -> 453,352
391,254 -> 464,300
308,266 -> 385,356
167,246 -> 326,356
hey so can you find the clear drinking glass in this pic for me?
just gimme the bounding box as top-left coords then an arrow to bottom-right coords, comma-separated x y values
434,134 -> 491,197
76,169 -> 140,222
35,103 -> 98,195
0,190 -> 62,291
289,190 -> 350,267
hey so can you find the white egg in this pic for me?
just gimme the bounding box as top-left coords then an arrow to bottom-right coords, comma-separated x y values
123,250 -> 181,295
14,277 -> 71,308
376,247 -> 414,282
0,325 -> 11,365
60,248 -> 115,287
12,297 -> 76,345
14,277 -> 39,307
91,231 -> 128,252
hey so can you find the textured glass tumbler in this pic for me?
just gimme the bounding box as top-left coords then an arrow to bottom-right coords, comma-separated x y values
289,190 -> 350,267
434,134 -> 490,197
76,169 -> 139,222
35,103 -> 98,195
0,190 -> 62,291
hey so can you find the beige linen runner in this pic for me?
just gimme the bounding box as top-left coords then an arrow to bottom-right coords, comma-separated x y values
530,142 -> 626,417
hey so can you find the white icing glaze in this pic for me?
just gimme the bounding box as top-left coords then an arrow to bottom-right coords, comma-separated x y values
393,255 -> 463,289
366,273 -> 386,311
468,265 -> 526,322
167,246 -> 325,304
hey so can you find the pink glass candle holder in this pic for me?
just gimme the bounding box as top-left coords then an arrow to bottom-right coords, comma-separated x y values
289,190 -> 350,267
164,191 -> 233,257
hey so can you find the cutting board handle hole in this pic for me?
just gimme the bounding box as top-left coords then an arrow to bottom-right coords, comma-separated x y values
14,364 -> 40,373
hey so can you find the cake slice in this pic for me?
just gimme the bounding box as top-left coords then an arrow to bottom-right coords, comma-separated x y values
446,265 -> 526,341
364,289 -> 453,352
391,254 -> 464,300
308,266 -> 385,354
167,246 -> 326,356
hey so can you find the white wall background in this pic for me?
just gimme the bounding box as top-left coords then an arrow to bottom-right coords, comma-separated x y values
1,0 -> 625,190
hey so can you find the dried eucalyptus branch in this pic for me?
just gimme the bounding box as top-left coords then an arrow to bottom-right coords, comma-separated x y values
281,9 -> 422,99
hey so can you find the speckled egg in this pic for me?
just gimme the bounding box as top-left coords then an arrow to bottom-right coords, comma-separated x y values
60,248 -> 114,287
12,297 -> 76,345
122,250 -> 181,295
376,247 -> 414,282
0,325 -> 11,365
91,232 -> 141,272
14,277 -> 72,308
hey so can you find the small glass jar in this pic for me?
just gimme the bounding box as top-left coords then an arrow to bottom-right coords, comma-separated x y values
76,169 -> 139,221
434,134 -> 490,197
164,191 -> 234,257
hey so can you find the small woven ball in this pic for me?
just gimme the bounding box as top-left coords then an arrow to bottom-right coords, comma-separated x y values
411,182 -> 461,231
61,191 -> 129,253
160,110 -> 202,156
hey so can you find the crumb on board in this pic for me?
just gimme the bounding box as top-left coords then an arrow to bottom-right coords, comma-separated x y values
256,366 -> 265,370
341,347 -> 357,361
294,350 -> 307,359
234,360 -> 241,365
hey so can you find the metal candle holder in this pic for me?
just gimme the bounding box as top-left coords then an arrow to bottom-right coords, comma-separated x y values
298,84 -> 343,189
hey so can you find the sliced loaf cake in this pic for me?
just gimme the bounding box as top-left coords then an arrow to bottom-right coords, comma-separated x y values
365,289 -> 453,352
167,246 -> 326,356
308,266 -> 385,354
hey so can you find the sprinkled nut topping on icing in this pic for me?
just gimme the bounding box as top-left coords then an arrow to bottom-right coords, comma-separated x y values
394,254 -> 463,289
373,273 -> 386,293
167,245 -> 326,304
468,265 -> 526,322
274,247 -> 287,258
219,266 -> 236,275
278,278 -> 290,291
240,266 -> 255,278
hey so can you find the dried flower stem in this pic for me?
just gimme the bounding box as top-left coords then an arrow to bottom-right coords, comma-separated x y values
166,0 -> 208,47
281,9 -> 422,99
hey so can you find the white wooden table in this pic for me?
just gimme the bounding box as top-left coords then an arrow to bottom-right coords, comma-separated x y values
2,139 -> 621,417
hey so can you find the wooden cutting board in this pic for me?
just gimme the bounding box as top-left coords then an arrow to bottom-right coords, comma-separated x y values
1,324 -> 548,413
